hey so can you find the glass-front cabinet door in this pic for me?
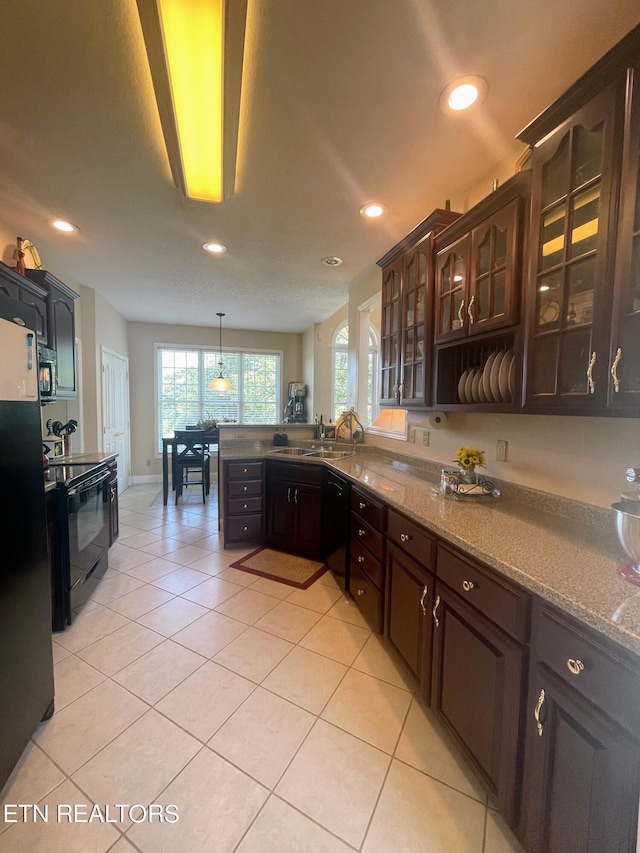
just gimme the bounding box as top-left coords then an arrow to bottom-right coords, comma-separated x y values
470,200 -> 520,334
435,235 -> 470,343
610,64 -> 640,415
401,244 -> 430,406
380,260 -> 402,406
525,86 -> 618,412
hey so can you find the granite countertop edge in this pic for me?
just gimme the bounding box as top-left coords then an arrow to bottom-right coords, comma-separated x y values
220,442 -> 639,656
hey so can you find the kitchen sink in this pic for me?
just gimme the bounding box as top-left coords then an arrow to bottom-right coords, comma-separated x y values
267,447 -> 310,455
304,449 -> 354,459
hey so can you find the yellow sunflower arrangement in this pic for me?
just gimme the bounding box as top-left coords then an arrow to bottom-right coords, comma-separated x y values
454,446 -> 486,470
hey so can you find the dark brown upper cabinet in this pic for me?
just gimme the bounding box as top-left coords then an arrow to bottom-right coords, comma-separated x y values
377,208 -> 460,409
431,173 -> 530,411
518,25 -> 640,417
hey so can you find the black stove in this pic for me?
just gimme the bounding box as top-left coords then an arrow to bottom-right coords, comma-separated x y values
46,462 -> 108,489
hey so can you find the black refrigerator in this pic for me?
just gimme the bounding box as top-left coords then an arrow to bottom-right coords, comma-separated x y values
0,291 -> 54,789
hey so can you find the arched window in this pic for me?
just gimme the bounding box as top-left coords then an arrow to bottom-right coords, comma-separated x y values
332,322 -> 349,423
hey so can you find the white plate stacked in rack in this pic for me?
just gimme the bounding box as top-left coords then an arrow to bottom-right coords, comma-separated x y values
457,349 -> 515,403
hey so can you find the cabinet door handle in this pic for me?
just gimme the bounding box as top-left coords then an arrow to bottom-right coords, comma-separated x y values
467,294 -> 475,323
420,584 -> 428,615
534,688 -> 545,737
400,533 -> 412,542
359,501 -> 366,509
610,347 -> 622,393
243,525 -> 248,531
457,300 -> 465,326
294,488 -> 298,504
243,503 -> 248,509
567,658 -> 584,676
357,555 -> 365,563
243,467 -> 248,473
356,588 -> 365,596
432,594 -> 441,627
287,487 -> 291,503
462,579 -> 475,591
586,351 -> 596,394
358,528 -> 366,536
243,485 -> 248,492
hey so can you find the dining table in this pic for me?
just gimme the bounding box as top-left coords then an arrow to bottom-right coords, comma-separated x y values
161,429 -> 219,505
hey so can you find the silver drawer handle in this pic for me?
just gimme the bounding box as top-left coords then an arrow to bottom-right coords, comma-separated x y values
400,533 -> 412,542
432,594 -> 440,627
567,658 -> 584,676
243,526 -> 248,531
358,529 -> 366,536
420,584 -> 428,616
243,485 -> 248,492
462,580 -> 475,592
243,467 -> 248,473
357,555 -> 364,563
534,688 -> 545,737
243,503 -> 248,509
359,501 -> 366,509
356,588 -> 364,596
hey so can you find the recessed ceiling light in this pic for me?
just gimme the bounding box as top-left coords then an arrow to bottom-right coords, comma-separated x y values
359,202 -> 387,219
322,257 -> 343,266
50,219 -> 78,233
439,76 -> 488,114
203,242 -> 227,254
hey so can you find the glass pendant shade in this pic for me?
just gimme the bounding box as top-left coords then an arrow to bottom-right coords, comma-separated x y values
208,312 -> 233,391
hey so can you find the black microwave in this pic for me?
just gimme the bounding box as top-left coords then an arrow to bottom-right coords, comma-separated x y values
38,345 -> 57,402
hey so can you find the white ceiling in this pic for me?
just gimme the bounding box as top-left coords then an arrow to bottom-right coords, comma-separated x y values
1,1 -> 639,333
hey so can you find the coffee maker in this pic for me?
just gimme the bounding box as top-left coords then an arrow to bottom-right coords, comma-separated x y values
284,382 -> 307,422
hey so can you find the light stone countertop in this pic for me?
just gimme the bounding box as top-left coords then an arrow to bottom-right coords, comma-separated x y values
220,443 -> 640,656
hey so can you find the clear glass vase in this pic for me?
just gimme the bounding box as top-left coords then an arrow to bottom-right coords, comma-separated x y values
458,465 -> 477,484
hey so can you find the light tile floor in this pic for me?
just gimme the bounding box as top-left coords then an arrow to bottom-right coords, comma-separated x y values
0,482 -> 527,853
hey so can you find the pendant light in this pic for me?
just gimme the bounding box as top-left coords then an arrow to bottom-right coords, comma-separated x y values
208,312 -> 234,391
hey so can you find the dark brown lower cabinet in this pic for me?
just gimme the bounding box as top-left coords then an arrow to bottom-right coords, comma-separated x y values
265,462 -> 323,559
518,602 -> 640,852
386,541 -> 433,700
430,580 -> 525,824
519,666 -> 640,853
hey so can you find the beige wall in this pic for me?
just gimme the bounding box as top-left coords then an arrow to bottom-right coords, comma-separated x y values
128,320 -> 303,477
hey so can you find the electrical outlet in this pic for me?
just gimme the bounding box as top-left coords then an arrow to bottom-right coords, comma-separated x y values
422,429 -> 430,447
496,440 -> 508,462
409,427 -> 416,443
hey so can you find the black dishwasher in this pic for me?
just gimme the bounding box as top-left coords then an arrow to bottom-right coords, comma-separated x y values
322,470 -> 350,589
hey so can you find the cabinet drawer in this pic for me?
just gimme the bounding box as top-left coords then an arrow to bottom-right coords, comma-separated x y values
351,487 -> 386,531
226,514 -> 263,542
227,496 -> 263,515
227,479 -> 263,498
226,461 -> 264,480
388,509 -> 436,570
350,534 -> 384,589
351,516 -> 384,561
436,543 -> 529,642
268,461 -> 323,485
535,604 -> 640,740
349,561 -> 384,632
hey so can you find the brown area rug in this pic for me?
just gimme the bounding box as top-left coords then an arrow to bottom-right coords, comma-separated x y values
229,547 -> 327,589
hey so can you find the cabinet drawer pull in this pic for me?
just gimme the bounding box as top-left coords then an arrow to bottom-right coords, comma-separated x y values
610,347 -> 621,393
359,501 -> 366,509
400,533 -> 412,542
467,294 -> 475,323
457,299 -> 465,326
567,658 -> 584,676
294,488 -> 298,504
358,528 -> 366,537
287,487 -> 291,503
420,584 -> 428,615
243,525 -> 248,531
243,503 -> 248,509
243,467 -> 248,474
534,688 -> 545,737
357,555 -> 365,563
586,351 -> 596,394
433,594 -> 441,627
356,588 -> 365,596
462,579 -> 475,591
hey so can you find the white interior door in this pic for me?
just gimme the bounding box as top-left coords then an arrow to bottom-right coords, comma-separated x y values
102,346 -> 130,492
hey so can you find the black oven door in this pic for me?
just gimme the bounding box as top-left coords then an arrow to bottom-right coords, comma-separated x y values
67,469 -> 110,594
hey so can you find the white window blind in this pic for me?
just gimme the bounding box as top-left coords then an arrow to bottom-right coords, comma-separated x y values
156,347 -> 281,451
